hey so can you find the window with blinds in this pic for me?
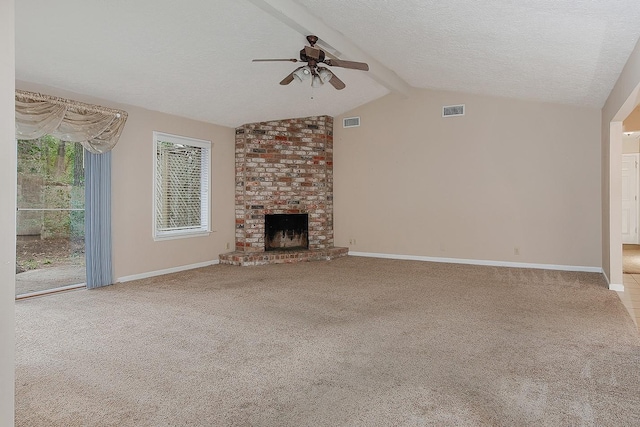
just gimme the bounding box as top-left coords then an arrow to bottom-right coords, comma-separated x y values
153,131 -> 211,239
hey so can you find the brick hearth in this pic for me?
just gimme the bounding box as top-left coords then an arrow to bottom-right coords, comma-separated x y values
219,115 -> 347,266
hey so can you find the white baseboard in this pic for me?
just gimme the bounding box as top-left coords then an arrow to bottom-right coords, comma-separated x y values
609,283 -> 625,292
348,251 -> 603,274
117,260 -> 220,283
115,253 -> 615,289
599,270 -> 624,292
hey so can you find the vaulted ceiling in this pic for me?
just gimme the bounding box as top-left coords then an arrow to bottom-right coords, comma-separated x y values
15,0 -> 640,128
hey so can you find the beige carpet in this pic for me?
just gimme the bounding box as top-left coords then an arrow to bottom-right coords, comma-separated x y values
623,244 -> 640,274
15,257 -> 640,426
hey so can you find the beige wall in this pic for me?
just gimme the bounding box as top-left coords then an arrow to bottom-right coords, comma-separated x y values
15,81 -> 236,281
335,89 -> 602,268
1,1 -> 15,425
602,37 -> 640,286
624,104 -> 640,132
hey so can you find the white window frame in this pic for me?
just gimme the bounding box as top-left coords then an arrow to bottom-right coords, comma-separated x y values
152,131 -> 211,241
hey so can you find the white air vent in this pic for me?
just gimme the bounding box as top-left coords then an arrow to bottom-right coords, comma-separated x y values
442,104 -> 465,117
343,117 -> 361,128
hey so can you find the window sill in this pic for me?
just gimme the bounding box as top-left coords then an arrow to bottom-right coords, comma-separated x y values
153,230 -> 211,242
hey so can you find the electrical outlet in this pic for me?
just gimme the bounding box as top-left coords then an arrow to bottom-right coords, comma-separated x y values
514,247 -> 520,256
226,242 -> 230,250
349,239 -> 356,245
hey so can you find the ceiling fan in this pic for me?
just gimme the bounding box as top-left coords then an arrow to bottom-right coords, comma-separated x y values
252,35 -> 369,90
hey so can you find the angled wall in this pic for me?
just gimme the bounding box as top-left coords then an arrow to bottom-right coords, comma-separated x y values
335,89 -> 602,269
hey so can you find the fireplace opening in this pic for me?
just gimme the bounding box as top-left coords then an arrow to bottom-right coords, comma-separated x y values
265,214 -> 309,251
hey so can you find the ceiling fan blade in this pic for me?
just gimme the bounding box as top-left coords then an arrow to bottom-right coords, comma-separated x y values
279,70 -> 297,85
253,58 -> 299,62
325,58 -> 369,71
328,72 -> 346,90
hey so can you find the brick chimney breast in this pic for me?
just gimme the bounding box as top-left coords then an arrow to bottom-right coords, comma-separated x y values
220,115 -> 347,266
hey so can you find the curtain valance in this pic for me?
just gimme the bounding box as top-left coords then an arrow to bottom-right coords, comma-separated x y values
15,90 -> 128,154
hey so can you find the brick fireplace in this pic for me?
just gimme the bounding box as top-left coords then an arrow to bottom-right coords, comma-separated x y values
219,115 -> 347,266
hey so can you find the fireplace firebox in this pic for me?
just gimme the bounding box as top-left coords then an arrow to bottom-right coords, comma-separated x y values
265,214 -> 309,251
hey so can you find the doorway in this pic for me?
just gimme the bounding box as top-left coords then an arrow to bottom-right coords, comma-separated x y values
15,135 -> 85,296
622,152 -> 639,244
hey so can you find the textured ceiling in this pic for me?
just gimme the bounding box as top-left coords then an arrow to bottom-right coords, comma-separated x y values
15,0 -> 640,128
297,0 -> 640,106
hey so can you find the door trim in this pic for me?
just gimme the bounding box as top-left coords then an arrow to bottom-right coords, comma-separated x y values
622,153 -> 639,244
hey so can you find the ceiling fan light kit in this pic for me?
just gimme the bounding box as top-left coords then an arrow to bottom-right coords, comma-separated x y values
318,68 -> 333,83
252,35 -> 369,90
292,66 -> 312,82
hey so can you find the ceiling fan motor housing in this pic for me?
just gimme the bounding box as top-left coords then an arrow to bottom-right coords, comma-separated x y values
300,47 -> 325,63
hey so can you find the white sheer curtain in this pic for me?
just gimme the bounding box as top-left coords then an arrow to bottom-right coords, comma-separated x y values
15,90 -> 127,288
15,90 -> 127,153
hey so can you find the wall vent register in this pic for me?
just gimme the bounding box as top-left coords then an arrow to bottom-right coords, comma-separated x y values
343,117 -> 361,128
442,104 -> 465,117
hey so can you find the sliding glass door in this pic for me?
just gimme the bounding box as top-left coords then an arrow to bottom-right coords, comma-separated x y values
16,136 -> 85,296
